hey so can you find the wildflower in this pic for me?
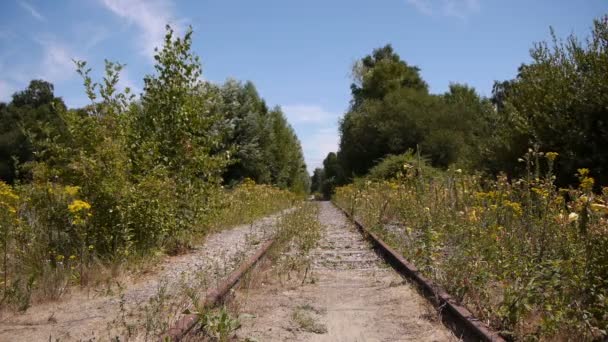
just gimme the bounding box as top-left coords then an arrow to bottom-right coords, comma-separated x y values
568,212 -> 579,223
68,200 -> 91,213
64,185 -> 80,196
468,210 -> 479,223
503,200 -> 523,216
455,169 -> 462,174
580,176 -> 594,192
591,203 -> 608,214
531,187 -> 549,198
546,152 -> 558,161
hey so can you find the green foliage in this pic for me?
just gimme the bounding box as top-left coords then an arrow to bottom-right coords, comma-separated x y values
366,151 -> 439,181
335,151 -> 608,340
319,152 -> 343,198
199,307 -> 240,342
310,168 -> 324,195
337,44 -> 495,179
0,25 -> 305,308
217,80 -> 309,193
487,16 -> 608,187
0,80 -> 67,183
350,44 -> 428,109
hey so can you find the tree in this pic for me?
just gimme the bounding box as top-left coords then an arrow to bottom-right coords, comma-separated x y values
350,44 -> 428,110
489,16 -> 608,186
0,80 -> 66,183
131,25 -> 230,182
310,168 -> 324,194
320,152 -> 343,198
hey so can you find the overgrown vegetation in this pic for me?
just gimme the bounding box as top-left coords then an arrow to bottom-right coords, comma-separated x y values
334,150 -> 608,339
314,15 -> 608,195
0,26 -> 305,310
270,202 -> 322,284
324,14 -> 608,341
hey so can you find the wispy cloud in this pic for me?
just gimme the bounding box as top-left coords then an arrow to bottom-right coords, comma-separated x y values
18,1 -> 46,22
99,0 -> 183,58
283,104 -> 339,124
36,38 -> 79,82
406,0 -> 480,19
283,104 -> 341,173
303,127 -> 340,173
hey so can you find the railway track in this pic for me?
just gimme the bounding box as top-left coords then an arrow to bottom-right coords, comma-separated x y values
170,201 -> 505,341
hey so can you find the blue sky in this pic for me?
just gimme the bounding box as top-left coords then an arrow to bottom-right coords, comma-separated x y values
1,0 -> 607,173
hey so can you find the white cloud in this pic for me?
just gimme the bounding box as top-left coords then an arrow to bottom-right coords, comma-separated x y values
0,80 -> 15,102
283,104 -> 339,124
282,104 -> 342,172
36,38 -> 79,82
99,0 -> 183,58
303,127 -> 340,173
18,1 -> 46,22
406,0 -> 480,19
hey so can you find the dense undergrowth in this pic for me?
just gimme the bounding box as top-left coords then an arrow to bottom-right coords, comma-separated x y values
0,26 -> 305,312
333,150 -> 608,341
0,178 -> 295,311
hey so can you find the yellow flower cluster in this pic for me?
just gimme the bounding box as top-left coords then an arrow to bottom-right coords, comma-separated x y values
502,200 -> 523,216
0,181 -> 19,217
545,152 -> 559,161
68,199 -> 91,213
578,168 -> 595,192
64,185 -> 81,197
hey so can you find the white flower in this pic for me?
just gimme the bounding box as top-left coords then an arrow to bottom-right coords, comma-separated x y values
568,212 -> 579,223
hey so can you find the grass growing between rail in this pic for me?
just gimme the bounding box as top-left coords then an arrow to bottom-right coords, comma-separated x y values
269,202 -> 322,285
178,202 -> 321,341
334,150 -> 608,341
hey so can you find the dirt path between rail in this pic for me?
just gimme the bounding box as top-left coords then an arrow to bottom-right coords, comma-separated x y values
0,212 -> 285,341
233,202 -> 456,342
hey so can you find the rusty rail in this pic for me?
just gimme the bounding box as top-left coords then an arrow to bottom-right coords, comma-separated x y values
163,238 -> 275,341
334,203 -> 505,342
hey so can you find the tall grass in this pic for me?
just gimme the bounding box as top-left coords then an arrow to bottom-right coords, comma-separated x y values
0,179 -> 295,311
334,150 -> 608,340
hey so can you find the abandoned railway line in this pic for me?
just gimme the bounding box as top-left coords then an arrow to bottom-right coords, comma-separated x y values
0,202 -> 505,341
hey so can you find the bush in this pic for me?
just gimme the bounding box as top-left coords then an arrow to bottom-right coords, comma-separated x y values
334,150 -> 608,340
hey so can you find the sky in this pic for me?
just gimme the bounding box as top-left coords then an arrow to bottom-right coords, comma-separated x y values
1,0 -> 607,173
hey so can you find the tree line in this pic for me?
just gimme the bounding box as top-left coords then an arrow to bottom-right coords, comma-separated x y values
312,15 -> 608,196
0,26 -> 308,308
1,28 -> 309,193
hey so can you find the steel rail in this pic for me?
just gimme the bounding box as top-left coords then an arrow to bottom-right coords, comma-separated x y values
162,238 -> 275,341
334,202 -> 505,342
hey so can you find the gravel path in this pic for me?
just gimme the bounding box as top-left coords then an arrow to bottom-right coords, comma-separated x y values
235,202 -> 456,341
0,212 -> 284,341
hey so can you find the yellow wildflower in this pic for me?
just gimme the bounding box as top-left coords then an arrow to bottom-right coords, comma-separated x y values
591,203 -> 608,214
546,152 -> 558,161
64,185 -> 80,197
68,199 -> 91,213
503,200 -> 523,217
568,212 -> 579,223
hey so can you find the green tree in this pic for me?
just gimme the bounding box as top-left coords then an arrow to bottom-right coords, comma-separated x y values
310,168 -> 324,194
489,15 -> 608,186
0,80 -> 67,183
